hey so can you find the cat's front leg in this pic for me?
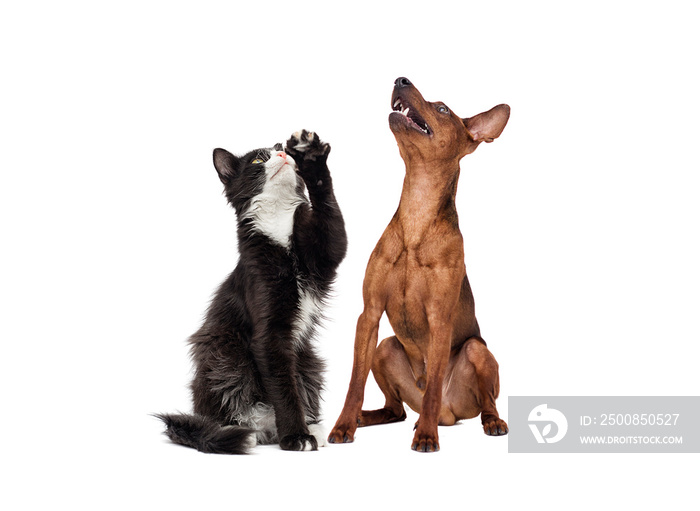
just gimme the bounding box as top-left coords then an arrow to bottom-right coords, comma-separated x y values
251,331 -> 321,451
266,368 -> 319,451
286,130 -> 347,274
285,130 -> 331,188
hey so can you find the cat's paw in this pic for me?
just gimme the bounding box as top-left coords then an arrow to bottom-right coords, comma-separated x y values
279,433 -> 319,452
307,423 -> 327,448
285,130 -> 331,162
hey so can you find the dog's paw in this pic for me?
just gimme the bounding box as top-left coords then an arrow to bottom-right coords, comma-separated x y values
411,422 -> 440,452
279,433 -> 319,452
411,433 -> 440,453
483,418 -> 509,436
327,420 -> 357,444
285,130 -> 330,162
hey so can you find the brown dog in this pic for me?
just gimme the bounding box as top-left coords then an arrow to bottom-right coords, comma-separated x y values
328,77 -> 510,452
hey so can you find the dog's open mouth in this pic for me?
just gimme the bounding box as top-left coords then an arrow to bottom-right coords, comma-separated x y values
391,97 -> 432,135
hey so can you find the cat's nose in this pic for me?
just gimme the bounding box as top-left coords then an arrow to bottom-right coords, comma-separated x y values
277,151 -> 287,160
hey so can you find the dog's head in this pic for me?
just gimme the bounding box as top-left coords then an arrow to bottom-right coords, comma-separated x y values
389,77 -> 510,164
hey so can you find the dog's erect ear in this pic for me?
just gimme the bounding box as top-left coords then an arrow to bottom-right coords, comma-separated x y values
463,104 -> 510,143
213,148 -> 239,185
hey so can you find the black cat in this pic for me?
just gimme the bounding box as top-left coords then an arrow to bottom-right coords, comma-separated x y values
157,130 -> 347,453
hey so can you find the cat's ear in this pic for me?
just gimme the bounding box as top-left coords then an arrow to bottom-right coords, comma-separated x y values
213,148 -> 239,185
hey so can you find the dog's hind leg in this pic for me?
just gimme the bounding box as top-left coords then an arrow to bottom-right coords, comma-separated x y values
358,336 -> 411,426
361,336 -> 462,428
445,337 -> 508,436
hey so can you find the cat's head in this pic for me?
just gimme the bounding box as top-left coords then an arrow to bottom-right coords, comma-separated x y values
212,143 -> 304,214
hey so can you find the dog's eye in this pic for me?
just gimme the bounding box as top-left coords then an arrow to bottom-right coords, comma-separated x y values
437,105 -> 449,114
251,158 -> 264,164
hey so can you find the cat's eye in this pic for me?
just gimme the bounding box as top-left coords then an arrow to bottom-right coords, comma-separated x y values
437,105 -> 449,114
251,158 -> 264,164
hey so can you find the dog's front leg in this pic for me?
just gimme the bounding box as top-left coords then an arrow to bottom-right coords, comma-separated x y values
328,305 -> 383,443
412,314 -> 453,452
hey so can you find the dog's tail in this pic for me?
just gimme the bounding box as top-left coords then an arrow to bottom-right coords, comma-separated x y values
155,413 -> 255,454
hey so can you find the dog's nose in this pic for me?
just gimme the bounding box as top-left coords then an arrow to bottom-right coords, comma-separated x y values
395,77 -> 412,88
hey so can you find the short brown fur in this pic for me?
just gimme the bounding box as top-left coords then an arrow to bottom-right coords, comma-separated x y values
328,78 -> 510,451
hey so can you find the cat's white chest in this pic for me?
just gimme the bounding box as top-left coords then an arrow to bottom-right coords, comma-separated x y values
247,197 -> 298,247
245,189 -> 304,249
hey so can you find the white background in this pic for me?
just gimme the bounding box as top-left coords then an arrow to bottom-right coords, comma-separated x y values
2,1 -> 698,509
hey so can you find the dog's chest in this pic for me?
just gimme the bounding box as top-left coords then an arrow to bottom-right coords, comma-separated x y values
383,240 -> 465,343
382,254 -> 434,340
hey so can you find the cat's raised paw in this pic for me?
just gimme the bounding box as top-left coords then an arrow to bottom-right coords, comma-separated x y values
279,433 -> 319,452
285,130 -> 330,162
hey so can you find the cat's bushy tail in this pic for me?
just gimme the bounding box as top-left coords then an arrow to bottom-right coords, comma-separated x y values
155,413 -> 255,454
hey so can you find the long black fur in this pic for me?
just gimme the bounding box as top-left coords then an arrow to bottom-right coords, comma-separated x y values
155,413 -> 255,454
158,131 -> 347,453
